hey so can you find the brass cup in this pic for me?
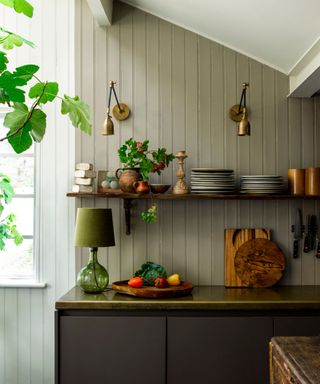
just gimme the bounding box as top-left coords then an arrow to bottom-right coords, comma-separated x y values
305,167 -> 320,196
288,169 -> 305,195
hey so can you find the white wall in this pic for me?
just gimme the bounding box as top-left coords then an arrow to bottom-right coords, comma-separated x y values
0,1 -> 76,383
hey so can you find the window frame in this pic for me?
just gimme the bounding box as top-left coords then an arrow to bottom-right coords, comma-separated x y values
0,106 -> 45,287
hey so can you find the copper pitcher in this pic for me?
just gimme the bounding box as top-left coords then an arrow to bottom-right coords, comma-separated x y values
133,180 -> 150,194
115,168 -> 140,193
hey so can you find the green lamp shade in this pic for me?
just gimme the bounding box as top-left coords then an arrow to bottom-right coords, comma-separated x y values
74,208 -> 115,248
74,208 -> 115,294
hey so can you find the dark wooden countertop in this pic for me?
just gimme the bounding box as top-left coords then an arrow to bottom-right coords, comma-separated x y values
55,285 -> 320,311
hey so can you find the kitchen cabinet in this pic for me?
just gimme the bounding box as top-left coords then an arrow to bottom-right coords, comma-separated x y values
274,316 -> 320,336
167,316 -> 273,384
55,287 -> 320,384
57,315 -> 166,384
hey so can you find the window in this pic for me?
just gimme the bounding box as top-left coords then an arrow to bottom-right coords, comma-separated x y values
0,108 -> 36,281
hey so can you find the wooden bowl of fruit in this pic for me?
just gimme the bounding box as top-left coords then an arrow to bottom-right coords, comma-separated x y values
112,262 -> 193,298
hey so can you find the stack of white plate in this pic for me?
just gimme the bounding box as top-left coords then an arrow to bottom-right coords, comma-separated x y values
190,168 -> 236,194
240,175 -> 285,194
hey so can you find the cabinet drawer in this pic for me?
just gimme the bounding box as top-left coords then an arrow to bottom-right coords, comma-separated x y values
167,316 -> 273,384
58,316 -> 166,384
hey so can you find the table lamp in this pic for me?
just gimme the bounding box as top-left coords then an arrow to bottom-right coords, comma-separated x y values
74,208 -> 115,293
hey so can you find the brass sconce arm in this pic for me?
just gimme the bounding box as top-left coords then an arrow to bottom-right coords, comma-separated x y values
101,80 -> 130,136
229,82 -> 250,136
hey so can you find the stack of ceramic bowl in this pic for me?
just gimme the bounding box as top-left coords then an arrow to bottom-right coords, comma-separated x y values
240,175 -> 285,194
190,168 -> 236,194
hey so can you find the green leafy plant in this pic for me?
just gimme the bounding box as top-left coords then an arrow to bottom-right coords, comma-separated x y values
141,203 -> 157,223
118,138 -> 174,181
134,261 -> 167,286
0,0 -> 92,250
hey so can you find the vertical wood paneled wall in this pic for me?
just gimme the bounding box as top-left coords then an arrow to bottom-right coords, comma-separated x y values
77,0 -> 320,287
0,1 -> 76,383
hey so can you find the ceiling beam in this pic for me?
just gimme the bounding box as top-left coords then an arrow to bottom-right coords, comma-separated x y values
86,0 -> 113,27
289,38 -> 320,97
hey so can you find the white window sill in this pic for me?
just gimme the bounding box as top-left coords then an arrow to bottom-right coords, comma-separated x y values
0,279 -> 47,288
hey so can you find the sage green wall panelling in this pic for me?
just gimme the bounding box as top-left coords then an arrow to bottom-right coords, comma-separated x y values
77,0 -> 320,286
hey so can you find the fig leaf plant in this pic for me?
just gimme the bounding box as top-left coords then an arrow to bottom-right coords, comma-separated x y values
0,0 -> 92,251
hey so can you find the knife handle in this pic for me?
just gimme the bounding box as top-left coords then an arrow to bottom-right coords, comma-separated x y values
293,239 -> 299,258
304,235 -> 310,253
316,241 -> 320,259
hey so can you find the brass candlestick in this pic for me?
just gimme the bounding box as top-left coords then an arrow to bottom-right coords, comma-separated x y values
173,150 -> 189,194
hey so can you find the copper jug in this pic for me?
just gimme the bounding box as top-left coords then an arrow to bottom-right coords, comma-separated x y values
133,181 -> 150,194
115,168 -> 140,193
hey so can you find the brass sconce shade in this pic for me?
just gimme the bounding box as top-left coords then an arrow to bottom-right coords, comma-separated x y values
101,81 -> 130,136
74,208 -> 115,293
229,82 -> 250,136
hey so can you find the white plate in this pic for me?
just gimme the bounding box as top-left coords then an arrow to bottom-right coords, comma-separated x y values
191,190 -> 236,194
240,190 -> 284,194
192,168 -> 234,173
240,175 -> 282,178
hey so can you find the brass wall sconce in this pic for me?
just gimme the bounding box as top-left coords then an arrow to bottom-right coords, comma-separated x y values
101,80 -> 130,136
229,82 -> 250,136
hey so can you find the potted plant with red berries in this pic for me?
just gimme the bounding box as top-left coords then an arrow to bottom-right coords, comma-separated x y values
117,138 -> 174,194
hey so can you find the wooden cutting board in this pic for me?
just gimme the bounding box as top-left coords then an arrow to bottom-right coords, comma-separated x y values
234,238 -> 285,287
225,228 -> 270,287
112,280 -> 193,298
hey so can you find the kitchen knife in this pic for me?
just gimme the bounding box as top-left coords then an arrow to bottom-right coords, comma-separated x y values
303,215 -> 311,253
309,215 -> 317,251
292,208 -> 303,258
316,216 -> 320,259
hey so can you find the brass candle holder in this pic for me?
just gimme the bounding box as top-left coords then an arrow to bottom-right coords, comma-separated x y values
173,150 -> 189,194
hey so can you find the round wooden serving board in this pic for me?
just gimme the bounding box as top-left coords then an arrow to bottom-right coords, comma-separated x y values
112,280 -> 193,298
234,238 -> 285,288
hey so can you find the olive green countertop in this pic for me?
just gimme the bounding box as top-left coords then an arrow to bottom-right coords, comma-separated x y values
55,286 -> 320,311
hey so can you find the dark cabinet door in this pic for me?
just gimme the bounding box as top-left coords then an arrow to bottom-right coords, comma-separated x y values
58,316 -> 166,384
167,316 -> 273,384
274,316 -> 320,336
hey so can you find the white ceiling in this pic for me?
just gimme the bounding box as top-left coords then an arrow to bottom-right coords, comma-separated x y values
120,0 -> 320,75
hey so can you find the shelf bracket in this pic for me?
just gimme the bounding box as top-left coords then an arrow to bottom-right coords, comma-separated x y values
123,198 -> 133,235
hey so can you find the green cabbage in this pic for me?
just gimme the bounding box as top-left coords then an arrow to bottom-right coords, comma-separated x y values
134,262 -> 167,286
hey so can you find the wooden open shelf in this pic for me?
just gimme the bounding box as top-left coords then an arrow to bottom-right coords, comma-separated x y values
66,192 -> 320,200
67,192 -> 320,234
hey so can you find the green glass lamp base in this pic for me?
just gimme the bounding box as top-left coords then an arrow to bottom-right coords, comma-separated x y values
77,247 -> 109,293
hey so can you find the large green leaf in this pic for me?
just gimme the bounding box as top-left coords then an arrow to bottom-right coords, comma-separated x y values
0,173 -> 14,203
13,64 -> 39,84
0,51 -> 8,72
13,0 -> 33,17
0,28 -> 34,50
0,0 -> 33,17
3,102 -> 28,130
61,95 -> 92,135
0,71 -> 25,102
3,103 -> 31,153
0,0 -> 14,8
29,82 -> 58,104
29,108 -> 46,142
1,33 -> 22,49
7,120 -> 32,153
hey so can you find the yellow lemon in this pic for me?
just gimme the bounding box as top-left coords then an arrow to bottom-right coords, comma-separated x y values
167,273 -> 181,286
